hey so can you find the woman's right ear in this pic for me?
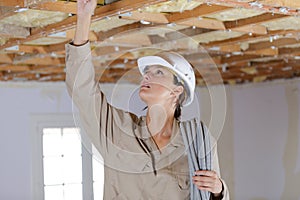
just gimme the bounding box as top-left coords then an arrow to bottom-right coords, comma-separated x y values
173,85 -> 184,98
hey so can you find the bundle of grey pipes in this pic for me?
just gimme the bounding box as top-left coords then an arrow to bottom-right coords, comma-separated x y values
180,119 -> 212,200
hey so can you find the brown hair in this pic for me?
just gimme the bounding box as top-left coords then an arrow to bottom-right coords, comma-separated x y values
173,75 -> 185,120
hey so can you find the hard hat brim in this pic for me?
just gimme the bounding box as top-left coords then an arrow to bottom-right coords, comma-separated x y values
137,55 -> 194,106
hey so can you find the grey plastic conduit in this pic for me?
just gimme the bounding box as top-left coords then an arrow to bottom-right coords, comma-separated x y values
180,119 -> 212,200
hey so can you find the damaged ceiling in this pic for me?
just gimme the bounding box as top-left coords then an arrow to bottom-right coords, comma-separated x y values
0,0 -> 300,86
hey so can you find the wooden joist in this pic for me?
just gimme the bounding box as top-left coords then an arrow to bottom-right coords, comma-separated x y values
247,38 -> 299,51
13,55 -> 65,66
0,0 -> 169,50
255,0 -> 300,9
0,53 -> 14,64
279,47 -> 300,55
203,29 -> 300,48
0,0 -> 25,7
0,64 -> 30,72
165,4 -> 230,22
18,42 -> 67,54
31,1 -> 77,14
207,0 -> 299,15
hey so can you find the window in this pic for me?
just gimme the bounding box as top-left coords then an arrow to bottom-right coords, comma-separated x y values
43,127 -> 82,200
31,114 -> 104,200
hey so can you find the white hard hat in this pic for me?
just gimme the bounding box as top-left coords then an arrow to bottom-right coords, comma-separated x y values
137,51 -> 196,106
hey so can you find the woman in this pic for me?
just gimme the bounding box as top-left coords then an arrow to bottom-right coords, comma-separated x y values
66,0 -> 229,199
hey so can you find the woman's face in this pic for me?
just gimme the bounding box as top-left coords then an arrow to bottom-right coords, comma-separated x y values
139,65 -> 182,106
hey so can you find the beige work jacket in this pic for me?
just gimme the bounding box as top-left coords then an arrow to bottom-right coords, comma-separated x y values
65,42 -> 229,200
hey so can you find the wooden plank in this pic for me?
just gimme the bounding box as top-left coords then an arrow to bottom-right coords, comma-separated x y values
218,44 -> 241,52
223,13 -> 287,29
259,0 -> 300,9
165,4 -> 230,22
206,0 -> 298,15
0,54 -> 14,64
31,66 -> 65,74
0,0 -> 25,7
279,47 -> 300,55
39,73 -> 66,82
232,24 -> 267,35
244,47 -> 279,56
92,46 -> 134,56
18,42 -> 67,54
0,64 -> 30,72
0,0 -> 169,50
96,22 -> 153,41
178,17 -> 226,30
247,38 -> 299,51
105,32 -> 152,46
13,56 -> 65,65
4,72 -> 37,81
66,29 -> 98,41
30,1 -> 77,14
221,54 -> 262,64
203,29 -> 299,47
119,11 -> 169,23
148,26 -> 213,44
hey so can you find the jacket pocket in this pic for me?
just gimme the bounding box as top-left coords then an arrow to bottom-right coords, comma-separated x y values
176,173 -> 190,190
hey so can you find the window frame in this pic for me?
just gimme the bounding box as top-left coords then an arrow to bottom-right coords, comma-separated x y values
30,114 -> 94,200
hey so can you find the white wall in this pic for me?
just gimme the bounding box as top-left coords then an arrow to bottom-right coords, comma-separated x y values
0,82 -> 72,200
0,79 -> 300,200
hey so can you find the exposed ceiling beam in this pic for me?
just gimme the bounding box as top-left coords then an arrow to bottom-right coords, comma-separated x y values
30,1 -> 78,14
0,0 -> 25,7
13,56 -> 65,66
223,13 -> 287,29
30,66 -> 65,74
247,38 -> 299,51
18,42 -> 67,54
221,54 -> 264,64
253,0 -> 300,9
203,29 -> 300,47
0,53 -> 14,64
279,46 -> 300,55
165,4 -> 230,22
244,47 -> 279,56
179,17 -> 226,30
119,11 -> 169,23
0,64 -> 30,72
96,22 -> 155,41
232,24 -> 267,35
0,0 -> 169,50
207,0 -> 299,15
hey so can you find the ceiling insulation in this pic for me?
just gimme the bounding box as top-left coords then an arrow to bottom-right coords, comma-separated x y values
0,9 -> 68,27
192,30 -> 245,44
91,16 -> 138,32
0,38 -> 6,46
143,0 -> 203,13
205,8 -> 265,21
262,16 -> 300,30
23,37 -> 69,45
258,0 -> 300,9
0,0 -> 300,85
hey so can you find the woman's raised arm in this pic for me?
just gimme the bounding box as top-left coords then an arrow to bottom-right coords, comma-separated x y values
73,0 -> 97,45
